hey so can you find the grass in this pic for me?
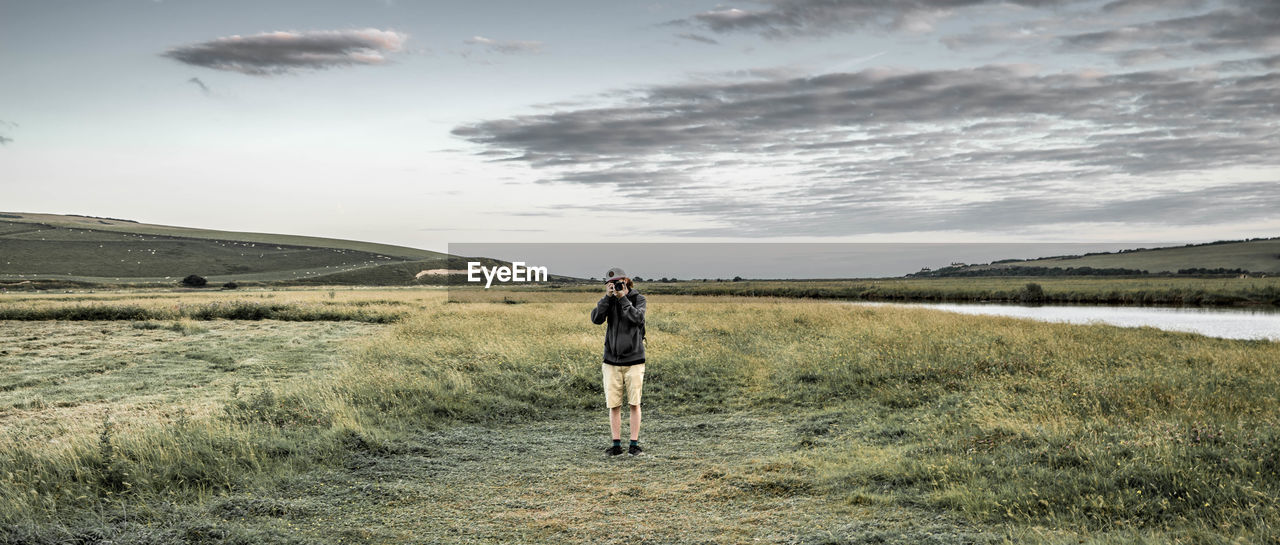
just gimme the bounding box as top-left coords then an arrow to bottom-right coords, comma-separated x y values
0,317 -> 376,449
193,413 -> 1002,544
0,288 -> 417,323
2,288 -> 1278,543
0,301 -> 404,323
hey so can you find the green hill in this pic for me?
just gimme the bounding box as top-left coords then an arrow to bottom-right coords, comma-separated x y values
958,237 -> 1280,275
0,212 -> 479,287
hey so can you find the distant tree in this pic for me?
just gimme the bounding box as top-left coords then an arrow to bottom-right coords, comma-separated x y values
222,281 -> 238,290
733,276 -> 743,282
633,276 -> 644,282
181,274 -> 207,287
1177,267 -> 1250,275
914,265 -> 1147,278
1021,282 -> 1045,303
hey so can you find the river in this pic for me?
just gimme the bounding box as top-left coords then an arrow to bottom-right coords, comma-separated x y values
847,301 -> 1280,341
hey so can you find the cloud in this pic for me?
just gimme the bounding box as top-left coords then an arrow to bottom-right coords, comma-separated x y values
939,0 -> 1280,63
186,76 -> 211,95
453,61 -> 1280,236
463,36 -> 543,55
1057,1 -> 1280,63
1216,53 -> 1280,71
649,181 -> 1280,237
674,0 -> 1277,70
941,18 -> 1065,50
668,0 -> 1083,39
0,119 -> 16,145
675,33 -> 720,45
1100,0 -> 1207,14
162,28 -> 407,75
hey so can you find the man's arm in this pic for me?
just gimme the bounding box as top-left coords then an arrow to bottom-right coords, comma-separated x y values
617,293 -> 645,324
591,296 -> 611,324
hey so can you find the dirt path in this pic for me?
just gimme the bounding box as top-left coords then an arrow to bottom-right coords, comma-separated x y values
211,411 -> 1002,544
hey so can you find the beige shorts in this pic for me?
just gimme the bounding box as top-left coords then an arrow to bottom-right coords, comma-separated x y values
603,363 -> 645,408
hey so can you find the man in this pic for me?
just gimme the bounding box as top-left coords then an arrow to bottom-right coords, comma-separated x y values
591,267 -> 647,456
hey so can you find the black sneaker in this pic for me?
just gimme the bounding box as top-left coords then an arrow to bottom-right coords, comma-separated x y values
628,444 -> 643,456
605,445 -> 625,456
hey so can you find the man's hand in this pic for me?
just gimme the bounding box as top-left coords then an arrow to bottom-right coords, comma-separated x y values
605,282 -> 616,297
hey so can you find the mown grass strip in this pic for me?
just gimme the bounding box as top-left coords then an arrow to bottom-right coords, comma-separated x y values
0,302 -> 404,323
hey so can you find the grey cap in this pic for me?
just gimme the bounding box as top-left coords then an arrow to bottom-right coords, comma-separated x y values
605,267 -> 628,281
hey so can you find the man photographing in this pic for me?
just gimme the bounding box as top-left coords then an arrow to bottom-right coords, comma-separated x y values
591,267 -> 647,456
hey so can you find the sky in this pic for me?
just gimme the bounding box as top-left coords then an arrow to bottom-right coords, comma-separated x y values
2,0 -> 1278,257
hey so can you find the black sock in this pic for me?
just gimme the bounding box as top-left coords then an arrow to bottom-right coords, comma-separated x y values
613,439 -> 621,448
630,440 -> 638,447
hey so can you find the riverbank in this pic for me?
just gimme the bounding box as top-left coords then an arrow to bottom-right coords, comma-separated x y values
845,300 -> 1280,342
591,276 -> 1280,307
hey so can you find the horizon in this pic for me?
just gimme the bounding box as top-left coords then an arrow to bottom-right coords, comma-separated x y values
2,1 -> 1278,248
8,209 -> 1265,278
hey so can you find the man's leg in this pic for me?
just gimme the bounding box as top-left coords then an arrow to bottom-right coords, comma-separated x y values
625,364 -> 645,455
628,404 -> 641,441
625,364 -> 645,443
610,406 -> 622,441
604,363 -> 625,454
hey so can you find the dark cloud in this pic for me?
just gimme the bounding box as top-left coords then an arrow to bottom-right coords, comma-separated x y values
675,33 -> 720,45
162,29 -> 407,75
0,136 -> 11,145
463,36 -> 543,55
453,61 -> 1280,236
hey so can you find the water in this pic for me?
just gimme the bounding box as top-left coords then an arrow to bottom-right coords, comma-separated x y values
847,301 -> 1280,341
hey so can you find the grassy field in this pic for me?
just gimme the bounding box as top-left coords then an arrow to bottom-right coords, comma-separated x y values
0,213 -> 461,286
0,213 -> 445,260
973,238 -> 1280,274
2,288 -> 1278,543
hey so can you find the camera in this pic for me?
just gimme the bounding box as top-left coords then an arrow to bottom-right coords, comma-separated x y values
612,280 -> 626,291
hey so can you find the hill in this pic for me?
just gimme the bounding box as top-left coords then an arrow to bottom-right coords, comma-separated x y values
0,212 -> 501,287
916,237 -> 1280,277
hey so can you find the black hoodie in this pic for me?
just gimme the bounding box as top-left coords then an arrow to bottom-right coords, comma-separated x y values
590,288 -> 646,366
